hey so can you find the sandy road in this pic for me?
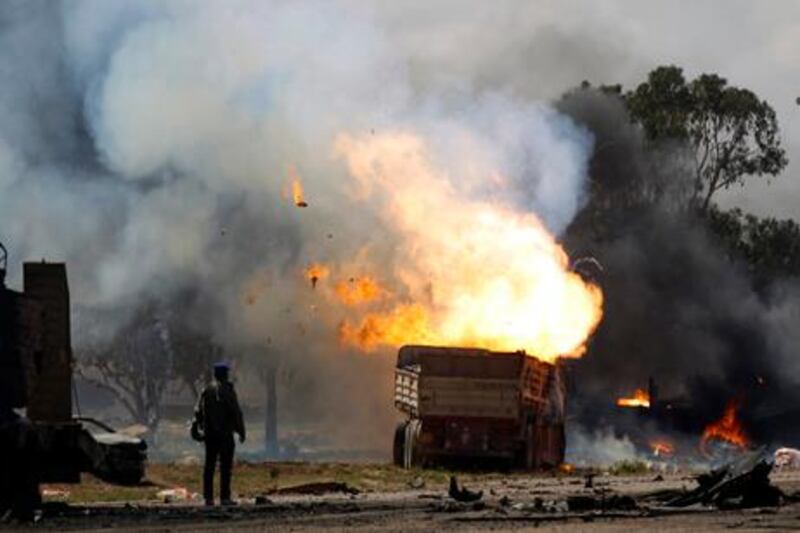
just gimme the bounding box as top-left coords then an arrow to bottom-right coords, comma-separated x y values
9,471 -> 800,532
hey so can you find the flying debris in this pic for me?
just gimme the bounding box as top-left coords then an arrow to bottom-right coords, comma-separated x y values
288,166 -> 308,207
304,263 -> 329,289
571,256 -> 604,283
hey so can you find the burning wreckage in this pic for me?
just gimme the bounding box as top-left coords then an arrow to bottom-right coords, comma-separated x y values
609,381 -> 755,462
0,178 -> 793,525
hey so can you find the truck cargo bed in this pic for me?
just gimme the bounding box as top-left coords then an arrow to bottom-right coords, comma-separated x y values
393,345 -> 565,470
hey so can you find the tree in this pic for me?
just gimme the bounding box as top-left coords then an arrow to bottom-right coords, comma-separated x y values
170,328 -> 223,398
557,80 -> 693,247
75,288 -> 233,446
708,205 -> 800,286
76,302 -> 173,435
626,66 -> 787,212
165,288 -> 229,398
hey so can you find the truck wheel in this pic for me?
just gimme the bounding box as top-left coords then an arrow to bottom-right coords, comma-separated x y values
393,422 -> 408,467
403,420 -> 422,469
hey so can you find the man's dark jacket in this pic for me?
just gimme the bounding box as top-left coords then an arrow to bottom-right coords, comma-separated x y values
195,381 -> 245,439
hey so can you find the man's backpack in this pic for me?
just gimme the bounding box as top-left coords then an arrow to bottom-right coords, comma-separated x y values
190,417 -> 205,442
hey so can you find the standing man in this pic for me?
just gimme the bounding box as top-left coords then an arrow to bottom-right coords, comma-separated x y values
194,362 -> 246,506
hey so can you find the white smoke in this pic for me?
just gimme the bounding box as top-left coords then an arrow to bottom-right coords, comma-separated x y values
1,0 -> 595,308
566,426 -> 639,467
0,0 -> 596,450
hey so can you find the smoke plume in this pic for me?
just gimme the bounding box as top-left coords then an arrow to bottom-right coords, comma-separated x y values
3,1 -> 797,455
559,88 -> 800,447
0,1 -> 597,451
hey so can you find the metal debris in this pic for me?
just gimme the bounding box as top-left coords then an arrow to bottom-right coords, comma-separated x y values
666,447 -> 783,508
271,482 -> 360,496
448,476 -> 483,503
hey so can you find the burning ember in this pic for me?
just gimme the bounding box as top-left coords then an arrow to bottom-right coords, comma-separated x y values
701,399 -> 749,451
286,165 -> 308,207
305,263 -> 329,289
330,132 -> 604,363
616,389 -> 650,408
650,439 -> 674,458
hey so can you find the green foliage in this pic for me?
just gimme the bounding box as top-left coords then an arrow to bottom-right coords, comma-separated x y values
608,460 -> 650,476
708,206 -> 800,283
626,66 -> 787,211
626,66 -> 694,140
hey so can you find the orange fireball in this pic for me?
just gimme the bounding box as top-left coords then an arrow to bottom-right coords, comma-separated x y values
335,277 -> 385,306
339,303 -> 432,349
333,132 -> 603,363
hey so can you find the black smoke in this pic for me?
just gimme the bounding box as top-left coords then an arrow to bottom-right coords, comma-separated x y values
559,87 -> 800,447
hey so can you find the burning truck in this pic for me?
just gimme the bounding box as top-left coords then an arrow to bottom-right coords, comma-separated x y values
393,345 -> 565,469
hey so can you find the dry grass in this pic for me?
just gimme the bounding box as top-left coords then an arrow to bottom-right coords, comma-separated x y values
42,462 -> 536,503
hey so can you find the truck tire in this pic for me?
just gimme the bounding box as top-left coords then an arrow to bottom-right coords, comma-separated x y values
403,420 -> 422,469
394,420 -> 422,469
393,422 -> 408,467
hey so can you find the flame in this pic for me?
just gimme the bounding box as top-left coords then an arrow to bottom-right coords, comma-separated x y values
335,277 -> 385,306
304,263 -> 329,289
559,463 -> 575,474
650,439 -> 674,457
701,399 -> 749,450
339,303 -> 433,349
286,165 -> 308,207
616,388 -> 651,408
332,132 -> 603,363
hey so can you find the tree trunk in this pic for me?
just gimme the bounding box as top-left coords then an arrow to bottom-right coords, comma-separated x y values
264,363 -> 279,458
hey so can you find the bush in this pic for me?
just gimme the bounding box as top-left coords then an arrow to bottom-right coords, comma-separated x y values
608,460 -> 649,476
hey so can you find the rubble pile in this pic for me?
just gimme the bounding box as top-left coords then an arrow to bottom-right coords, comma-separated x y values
664,448 -> 783,509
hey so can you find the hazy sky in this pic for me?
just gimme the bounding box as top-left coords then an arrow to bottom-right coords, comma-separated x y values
353,0 -> 800,219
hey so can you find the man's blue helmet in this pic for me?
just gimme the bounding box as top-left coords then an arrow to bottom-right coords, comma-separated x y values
213,362 -> 230,380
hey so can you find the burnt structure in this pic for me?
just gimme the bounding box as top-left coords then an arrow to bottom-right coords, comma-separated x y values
0,249 -> 147,519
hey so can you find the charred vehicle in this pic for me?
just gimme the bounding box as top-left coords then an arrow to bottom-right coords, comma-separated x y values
0,243 -> 146,518
393,345 -> 566,470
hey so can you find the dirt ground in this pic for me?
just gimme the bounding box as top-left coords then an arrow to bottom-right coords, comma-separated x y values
7,464 -> 800,531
